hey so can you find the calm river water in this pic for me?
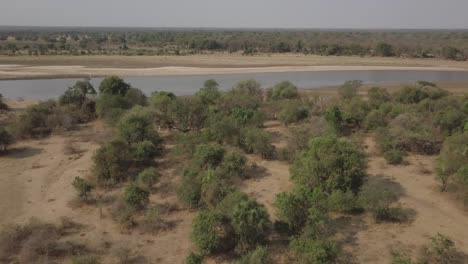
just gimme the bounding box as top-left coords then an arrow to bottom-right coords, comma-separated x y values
1,70 -> 468,100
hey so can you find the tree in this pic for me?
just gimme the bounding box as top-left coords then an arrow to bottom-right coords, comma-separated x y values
240,128 -> 275,159
166,97 -> 208,132
270,81 -> 299,100
436,132 -> 468,191
291,135 -> 366,194
368,87 -> 391,108
325,106 -> 344,134
59,79 -> 96,107
98,76 -> 131,95
195,79 -> 221,105
92,139 -> 132,184
123,185 -> 150,210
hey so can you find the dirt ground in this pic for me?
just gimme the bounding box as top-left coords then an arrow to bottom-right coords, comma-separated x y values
1,54 -> 468,80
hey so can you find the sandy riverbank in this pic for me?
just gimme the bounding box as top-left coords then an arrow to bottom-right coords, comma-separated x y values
1,54 -> 468,80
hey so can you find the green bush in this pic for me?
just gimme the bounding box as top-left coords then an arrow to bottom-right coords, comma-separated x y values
434,107 -> 465,134
277,100 -> 309,125
291,135 -> 366,194
16,100 -> 57,138
95,94 -> 130,123
270,81 -> 299,100
358,177 -> 400,221
340,97 -> 371,128
327,190 -> 359,213
192,143 -> 225,169
240,128 -> 275,159
59,79 -> 96,108
275,187 -> 328,234
123,185 -> 150,210
177,172 -> 202,207
137,167 -> 159,189
365,109 -> 387,130
218,151 -> 248,179
230,198 -> 270,253
289,236 -> 338,264
124,87 -> 147,106
200,170 -> 232,208
436,132 -> 468,191
195,79 -> 221,105
368,87 -> 391,108
0,126 -> 14,152
391,253 -> 414,264
99,76 -> 131,95
425,233 -> 457,264
191,210 -> 235,255
238,246 -> 271,264
325,106 -> 344,134
185,252 -> 203,264
383,149 -> 404,165
92,139 -> 132,184
72,177 -> 94,201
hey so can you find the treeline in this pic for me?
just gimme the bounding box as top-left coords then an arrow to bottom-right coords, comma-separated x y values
0,30 -> 467,60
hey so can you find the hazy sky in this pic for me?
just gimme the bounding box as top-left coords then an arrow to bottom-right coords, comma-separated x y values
1,0 -> 468,29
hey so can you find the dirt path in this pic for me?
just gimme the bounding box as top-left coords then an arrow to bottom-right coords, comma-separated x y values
0,126 -> 194,263
351,137 -> 468,263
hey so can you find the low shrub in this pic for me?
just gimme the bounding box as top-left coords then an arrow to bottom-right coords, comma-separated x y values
423,233 -> 457,264
383,149 -> 404,165
72,177 -> 94,201
277,100 -> 309,125
358,177 -> 400,222
238,246 -> 271,264
137,167 -> 160,189
240,128 -> 275,159
123,185 -> 150,210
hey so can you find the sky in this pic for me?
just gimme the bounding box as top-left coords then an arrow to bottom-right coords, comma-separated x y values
1,0 -> 468,29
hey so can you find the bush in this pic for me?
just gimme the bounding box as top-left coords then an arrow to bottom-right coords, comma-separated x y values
368,87 -> 391,108
327,190 -> 359,213
230,198 -> 270,253
391,253 -> 413,264
72,177 -> 94,201
200,170 -> 232,208
177,173 -> 202,207
424,233 -> 457,264
275,187 -> 328,234
59,79 -> 96,108
325,106 -> 344,134
383,149 -> 404,165
191,210 -> 235,255
137,167 -> 159,189
436,132 -> 468,191
238,246 -> 271,264
337,80 -> 362,99
72,256 -> 101,264
289,236 -> 338,264
358,177 -> 400,221
365,109 -> 387,130
123,185 -> 150,210
434,108 -> 465,134
277,100 -> 309,125
192,143 -> 225,169
240,128 -> 275,159
375,42 -> 395,57
0,126 -> 14,152
92,139 -> 132,184
118,106 -> 161,145
195,79 -> 221,105
270,81 -> 299,100
99,76 -> 131,95
185,252 -> 203,264
16,100 -> 57,138
124,87 -> 147,106
218,151 -> 248,179
291,135 -> 366,194
95,94 -> 130,123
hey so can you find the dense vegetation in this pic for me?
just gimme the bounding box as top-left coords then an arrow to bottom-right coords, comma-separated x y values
0,28 -> 467,60
1,75 -> 467,263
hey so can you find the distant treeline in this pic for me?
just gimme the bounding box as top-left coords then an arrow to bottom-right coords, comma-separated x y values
0,29 -> 467,60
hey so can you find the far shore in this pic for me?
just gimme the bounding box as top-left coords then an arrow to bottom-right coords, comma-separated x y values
1,54 -> 468,80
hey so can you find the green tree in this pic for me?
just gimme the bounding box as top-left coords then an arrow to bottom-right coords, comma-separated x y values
270,81 -> 299,100
59,79 -> 96,107
72,177 -> 94,201
0,93 -> 9,110
375,42 -> 395,57
92,139 -> 132,184
98,76 -> 131,95
337,80 -> 362,99
191,210 -> 235,255
291,135 -> 366,194
195,79 -> 221,105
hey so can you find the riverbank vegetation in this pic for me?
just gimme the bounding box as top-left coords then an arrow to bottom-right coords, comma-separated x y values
0,29 -> 467,61
1,76 -> 468,263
